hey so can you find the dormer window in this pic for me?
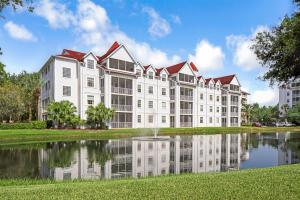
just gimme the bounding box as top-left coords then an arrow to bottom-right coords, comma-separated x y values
179,73 -> 194,83
149,71 -> 154,79
162,74 -> 167,81
199,82 -> 204,88
210,84 -> 214,89
87,59 -> 94,69
136,69 -> 142,77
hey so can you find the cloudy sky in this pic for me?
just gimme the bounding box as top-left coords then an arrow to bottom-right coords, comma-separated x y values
0,0 -> 296,105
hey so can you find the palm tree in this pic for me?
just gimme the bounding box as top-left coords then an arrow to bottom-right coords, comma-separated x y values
86,103 -> 114,129
281,104 -> 289,122
242,103 -> 252,124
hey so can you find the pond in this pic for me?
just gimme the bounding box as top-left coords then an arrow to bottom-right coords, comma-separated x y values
0,132 -> 299,180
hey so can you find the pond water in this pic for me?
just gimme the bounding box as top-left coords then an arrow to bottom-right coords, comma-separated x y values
0,132 -> 299,180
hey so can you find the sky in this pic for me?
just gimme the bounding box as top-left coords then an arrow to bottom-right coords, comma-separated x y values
0,0 -> 296,106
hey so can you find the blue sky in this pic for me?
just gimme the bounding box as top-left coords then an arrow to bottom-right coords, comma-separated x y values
0,0 -> 296,105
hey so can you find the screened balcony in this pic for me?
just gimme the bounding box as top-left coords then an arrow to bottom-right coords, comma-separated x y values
111,76 -> 133,95
111,95 -> 133,112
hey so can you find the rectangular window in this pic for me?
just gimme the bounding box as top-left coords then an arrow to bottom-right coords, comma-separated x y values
148,101 -> 153,108
148,115 -> 153,123
63,67 -> 71,78
217,107 -> 220,113
179,73 -> 194,83
162,88 -> 166,95
149,71 -> 154,79
209,117 -> 213,123
200,105 -> 203,112
148,86 -> 153,94
87,59 -> 94,69
87,77 -> 95,87
216,96 -> 220,102
200,117 -> 203,123
200,93 -> 203,100
63,86 -> 71,96
138,100 -> 142,108
162,116 -> 166,123
162,74 -> 167,81
216,117 -> 219,123
137,115 -> 141,123
136,69 -> 142,77
209,95 -> 213,101
209,106 -> 213,112
138,84 -> 142,93
87,95 -> 94,105
162,102 -> 166,109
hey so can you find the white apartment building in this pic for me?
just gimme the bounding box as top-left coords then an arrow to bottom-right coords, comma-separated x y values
279,78 -> 300,116
39,41 -> 243,128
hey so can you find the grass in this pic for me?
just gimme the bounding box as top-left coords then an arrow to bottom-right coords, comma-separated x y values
0,126 -> 300,145
0,164 -> 299,200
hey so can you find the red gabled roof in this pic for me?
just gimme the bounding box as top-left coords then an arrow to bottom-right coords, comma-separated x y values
166,61 -> 187,75
213,74 -> 235,85
205,78 -> 212,84
144,65 -> 150,71
189,62 -> 198,72
197,76 -> 203,80
156,68 -> 164,76
97,41 -> 120,62
58,49 -> 86,61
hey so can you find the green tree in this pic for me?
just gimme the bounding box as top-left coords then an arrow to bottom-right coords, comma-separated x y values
242,103 -> 253,124
86,103 -> 114,129
287,102 -> 300,124
0,0 -> 34,16
252,0 -> 300,85
0,62 -> 9,86
280,104 -> 290,121
47,100 -> 78,128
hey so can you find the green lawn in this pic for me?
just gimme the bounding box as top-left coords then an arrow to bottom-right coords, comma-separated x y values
0,164 -> 299,200
0,126 -> 300,145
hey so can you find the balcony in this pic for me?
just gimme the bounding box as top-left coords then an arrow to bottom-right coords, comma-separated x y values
230,112 -> 239,117
180,109 -> 192,115
111,122 -> 132,128
222,112 -> 227,117
111,87 -> 132,95
100,87 -> 104,93
180,95 -> 193,101
222,101 -> 227,106
111,104 -> 133,112
230,101 -> 239,106
170,95 -> 175,100
180,122 -> 192,127
170,109 -> 175,114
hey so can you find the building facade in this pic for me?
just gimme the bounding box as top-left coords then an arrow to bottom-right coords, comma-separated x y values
279,78 -> 300,116
39,42 -> 243,128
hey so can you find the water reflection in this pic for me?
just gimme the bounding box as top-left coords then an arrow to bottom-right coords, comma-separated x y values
0,132 -> 299,180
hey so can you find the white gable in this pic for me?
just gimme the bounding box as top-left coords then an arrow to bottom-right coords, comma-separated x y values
84,53 -> 97,61
179,63 -> 194,76
147,67 -> 156,74
230,76 -> 240,86
110,46 -> 134,63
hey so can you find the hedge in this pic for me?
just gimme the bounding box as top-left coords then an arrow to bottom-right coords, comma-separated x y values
0,121 -> 47,129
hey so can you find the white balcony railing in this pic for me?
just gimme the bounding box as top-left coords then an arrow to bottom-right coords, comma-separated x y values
180,109 -> 192,115
180,95 -> 193,101
111,122 -> 132,128
170,95 -> 175,100
230,101 -> 239,106
111,87 -> 133,95
230,112 -> 239,117
180,122 -> 192,127
222,112 -> 227,117
111,104 -> 133,111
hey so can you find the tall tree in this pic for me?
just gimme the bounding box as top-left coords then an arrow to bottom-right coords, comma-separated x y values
0,61 -> 8,86
287,102 -> 300,124
86,103 -> 114,129
252,0 -> 300,85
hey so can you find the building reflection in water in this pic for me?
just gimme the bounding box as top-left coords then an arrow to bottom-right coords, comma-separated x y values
26,132 -> 299,180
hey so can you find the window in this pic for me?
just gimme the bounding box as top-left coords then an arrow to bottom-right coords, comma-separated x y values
63,67 -> 71,78
148,143 -> 153,150
109,58 -> 134,72
216,85 -> 220,90
200,82 -> 204,88
216,107 -> 220,113
87,95 -> 94,105
199,162 -> 203,168
200,105 -> 203,112
162,74 -> 167,81
161,155 -> 166,163
138,84 -> 141,93
148,115 -> 153,123
136,69 -> 142,77
209,106 -> 213,112
137,115 -> 141,123
148,101 -> 153,108
162,88 -> 166,95
209,117 -> 213,123
87,59 -> 94,69
162,116 -> 166,123
162,102 -> 166,109
179,73 -> 194,83
138,100 -> 142,108
137,142 -> 141,151
87,77 -> 95,87
63,86 -> 71,96
216,96 -> 220,102
200,117 -> 203,123
209,95 -> 213,101
200,93 -> 203,100
148,86 -> 153,94
148,71 -> 154,79
148,157 -> 153,165
137,158 -> 141,167
216,117 -> 219,123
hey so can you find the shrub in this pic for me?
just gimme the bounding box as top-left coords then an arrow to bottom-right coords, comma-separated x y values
0,121 -> 46,129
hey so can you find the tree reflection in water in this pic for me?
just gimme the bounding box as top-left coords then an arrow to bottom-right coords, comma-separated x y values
86,140 -> 113,167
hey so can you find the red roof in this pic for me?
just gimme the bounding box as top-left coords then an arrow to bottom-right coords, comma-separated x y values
59,49 -> 86,61
166,61 -> 187,74
97,41 -> 120,62
144,65 -> 150,71
205,78 -> 213,84
189,62 -> 198,72
197,76 -> 203,80
156,68 -> 164,76
213,74 -> 235,85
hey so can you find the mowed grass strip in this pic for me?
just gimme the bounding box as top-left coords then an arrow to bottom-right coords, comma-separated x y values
0,164 -> 300,200
1,126 -> 300,145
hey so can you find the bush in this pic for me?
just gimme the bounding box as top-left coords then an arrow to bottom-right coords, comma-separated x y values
0,121 -> 47,129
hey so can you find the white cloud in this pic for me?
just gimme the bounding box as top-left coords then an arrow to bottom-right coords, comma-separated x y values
142,6 -> 171,38
4,21 -> 37,42
35,0 -> 75,29
226,25 -> 269,71
35,0 -> 180,67
171,15 -> 181,24
188,40 -> 225,72
250,88 -> 278,106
